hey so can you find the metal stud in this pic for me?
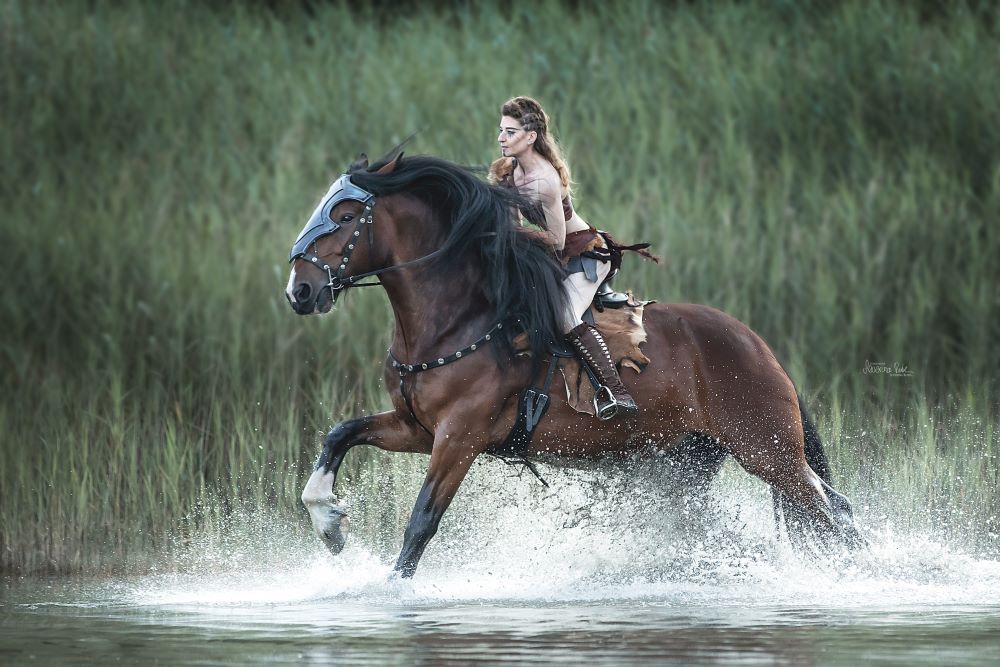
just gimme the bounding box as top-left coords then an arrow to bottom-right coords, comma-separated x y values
348,244 -> 354,250
470,344 -> 476,351
422,363 -> 428,370
485,334 -> 491,341
354,230 -> 361,236
437,358 -> 445,365
455,351 -> 462,358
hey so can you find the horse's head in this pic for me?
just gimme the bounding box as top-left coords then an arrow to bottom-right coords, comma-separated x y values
285,156 -> 398,315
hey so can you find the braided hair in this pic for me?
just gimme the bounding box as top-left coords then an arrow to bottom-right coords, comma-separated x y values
500,96 -> 573,196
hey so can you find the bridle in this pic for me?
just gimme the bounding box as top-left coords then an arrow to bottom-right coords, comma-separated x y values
288,173 -> 450,301
289,174 -> 381,298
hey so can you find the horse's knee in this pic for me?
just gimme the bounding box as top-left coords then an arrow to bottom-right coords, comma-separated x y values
316,417 -> 369,471
324,418 -> 368,447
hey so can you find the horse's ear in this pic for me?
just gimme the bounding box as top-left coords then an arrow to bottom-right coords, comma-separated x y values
348,153 -> 369,172
376,152 -> 403,175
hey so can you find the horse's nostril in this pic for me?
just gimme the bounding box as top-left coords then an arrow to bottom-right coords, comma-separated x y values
294,283 -> 312,303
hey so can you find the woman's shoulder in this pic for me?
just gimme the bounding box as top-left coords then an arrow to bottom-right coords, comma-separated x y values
532,162 -> 563,196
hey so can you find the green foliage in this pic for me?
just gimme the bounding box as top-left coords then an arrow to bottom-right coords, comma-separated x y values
1,0 -> 997,572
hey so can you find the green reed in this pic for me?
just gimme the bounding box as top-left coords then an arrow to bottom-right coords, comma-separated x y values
1,0 -> 997,572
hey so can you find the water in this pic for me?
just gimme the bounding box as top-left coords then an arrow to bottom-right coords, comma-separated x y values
4,459 -> 1000,665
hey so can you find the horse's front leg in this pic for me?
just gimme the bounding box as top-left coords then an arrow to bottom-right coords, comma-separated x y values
394,434 -> 486,578
302,410 -> 431,555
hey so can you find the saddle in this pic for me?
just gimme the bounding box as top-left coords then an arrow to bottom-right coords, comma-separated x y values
595,281 -> 632,310
491,292 -> 651,476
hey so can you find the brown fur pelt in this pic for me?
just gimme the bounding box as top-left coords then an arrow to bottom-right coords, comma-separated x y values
489,157 -> 516,186
513,295 -> 653,418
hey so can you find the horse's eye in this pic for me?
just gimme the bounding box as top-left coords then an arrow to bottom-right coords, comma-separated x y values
339,214 -> 354,223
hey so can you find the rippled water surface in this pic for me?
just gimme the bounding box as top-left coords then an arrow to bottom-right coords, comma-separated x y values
4,572 -> 1000,666
4,461 -> 1000,665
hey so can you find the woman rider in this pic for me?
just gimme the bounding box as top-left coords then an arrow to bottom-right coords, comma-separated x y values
492,96 -> 638,420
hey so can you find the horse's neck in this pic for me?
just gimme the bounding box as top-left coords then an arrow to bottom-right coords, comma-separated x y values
381,263 -> 493,363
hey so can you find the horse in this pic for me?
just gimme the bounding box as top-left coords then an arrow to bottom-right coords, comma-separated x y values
284,149 -> 861,578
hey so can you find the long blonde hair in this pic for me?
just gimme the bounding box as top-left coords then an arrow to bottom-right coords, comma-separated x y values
500,96 -> 573,196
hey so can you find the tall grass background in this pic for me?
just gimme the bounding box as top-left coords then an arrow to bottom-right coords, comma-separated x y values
1,0 -> 997,573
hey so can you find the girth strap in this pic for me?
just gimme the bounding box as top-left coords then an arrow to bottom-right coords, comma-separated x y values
488,351 -> 563,486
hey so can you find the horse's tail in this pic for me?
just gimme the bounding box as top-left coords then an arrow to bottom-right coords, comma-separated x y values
798,394 -> 832,485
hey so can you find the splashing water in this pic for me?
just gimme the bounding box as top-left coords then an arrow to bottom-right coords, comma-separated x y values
116,455 -> 1000,609
6,455 -> 1000,665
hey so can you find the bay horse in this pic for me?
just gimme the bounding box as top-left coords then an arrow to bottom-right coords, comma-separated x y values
285,150 -> 861,578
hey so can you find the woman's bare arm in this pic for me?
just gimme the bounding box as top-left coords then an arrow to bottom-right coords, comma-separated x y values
531,176 -> 567,250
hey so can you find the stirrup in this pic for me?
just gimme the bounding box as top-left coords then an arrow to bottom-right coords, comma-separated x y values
593,385 -> 619,421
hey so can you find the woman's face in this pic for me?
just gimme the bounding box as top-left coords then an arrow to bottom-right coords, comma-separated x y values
498,115 -> 535,157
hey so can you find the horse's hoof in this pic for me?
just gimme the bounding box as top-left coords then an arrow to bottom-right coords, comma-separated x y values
307,502 -> 350,555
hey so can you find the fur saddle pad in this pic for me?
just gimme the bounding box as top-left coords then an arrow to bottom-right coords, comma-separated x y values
514,294 -> 652,417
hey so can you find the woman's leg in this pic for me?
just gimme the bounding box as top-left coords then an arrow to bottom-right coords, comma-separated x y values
561,259 -> 637,419
563,259 -> 611,330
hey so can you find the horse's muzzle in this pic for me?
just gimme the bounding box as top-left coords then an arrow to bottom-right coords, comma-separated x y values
286,282 -> 334,315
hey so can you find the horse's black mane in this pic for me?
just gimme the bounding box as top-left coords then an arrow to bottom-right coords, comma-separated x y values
348,150 -> 569,367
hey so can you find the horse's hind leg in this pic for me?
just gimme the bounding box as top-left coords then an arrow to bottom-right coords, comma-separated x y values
773,478 -> 862,552
726,431 -> 860,548
661,432 -> 728,494
816,477 -> 862,547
